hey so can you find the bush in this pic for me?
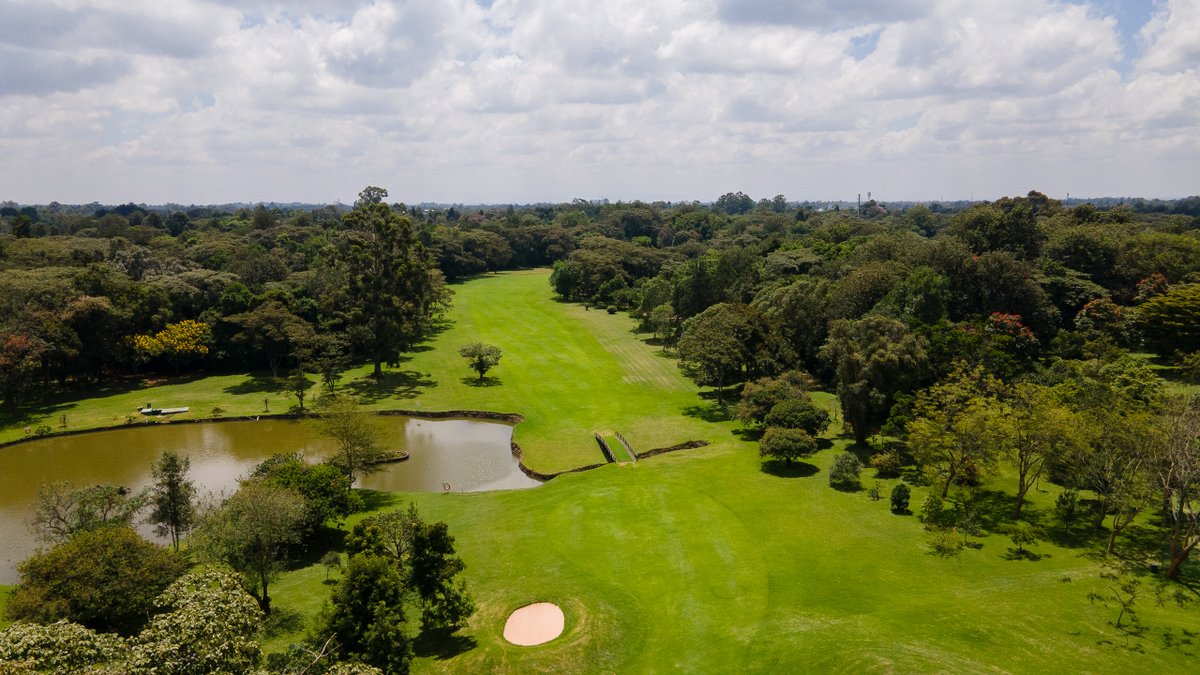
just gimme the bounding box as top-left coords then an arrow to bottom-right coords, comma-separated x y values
891,484 -> 911,513
828,452 -> 863,491
1009,521 -> 1038,555
1178,351 -> 1200,384
869,450 -> 903,477
929,528 -> 966,558
868,482 -> 882,501
606,305 -> 618,314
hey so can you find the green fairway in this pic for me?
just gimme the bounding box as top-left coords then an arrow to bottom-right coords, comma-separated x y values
4,270 -> 1198,672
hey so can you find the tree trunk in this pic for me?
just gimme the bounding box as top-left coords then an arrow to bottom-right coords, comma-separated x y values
372,359 -> 383,379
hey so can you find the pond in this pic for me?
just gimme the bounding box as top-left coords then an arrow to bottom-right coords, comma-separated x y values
0,416 -> 540,584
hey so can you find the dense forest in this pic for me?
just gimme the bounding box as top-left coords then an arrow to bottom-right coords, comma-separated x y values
3,189 -> 1200,412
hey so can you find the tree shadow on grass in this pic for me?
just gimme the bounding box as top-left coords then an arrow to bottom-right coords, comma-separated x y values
732,427 -> 764,442
223,373 -> 281,395
262,606 -> 305,639
460,376 -> 502,387
760,460 -> 819,478
357,489 -> 401,513
1003,547 -> 1049,561
682,403 -> 729,423
344,370 -> 435,403
413,628 -> 478,660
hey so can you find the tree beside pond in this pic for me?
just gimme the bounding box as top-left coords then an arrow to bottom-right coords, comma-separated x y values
32,482 -> 147,544
148,450 -> 196,552
191,480 -> 305,614
459,342 -> 502,381
314,396 -> 390,481
6,526 -> 186,635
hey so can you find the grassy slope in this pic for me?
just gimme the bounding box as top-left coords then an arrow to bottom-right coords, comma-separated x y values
4,270 -> 1196,671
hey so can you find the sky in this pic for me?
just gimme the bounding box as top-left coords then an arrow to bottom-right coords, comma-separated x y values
0,0 -> 1197,206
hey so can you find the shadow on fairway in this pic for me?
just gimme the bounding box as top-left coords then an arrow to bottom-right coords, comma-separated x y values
760,459 -> 819,478
413,628 -> 478,660
683,403 -> 729,423
346,370 -> 435,402
461,376 -> 502,387
224,373 -> 281,395
358,489 -> 402,512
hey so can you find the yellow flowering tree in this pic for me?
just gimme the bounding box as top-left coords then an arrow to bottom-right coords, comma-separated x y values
130,320 -> 212,371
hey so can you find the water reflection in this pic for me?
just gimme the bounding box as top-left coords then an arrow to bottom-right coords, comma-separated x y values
0,417 -> 539,584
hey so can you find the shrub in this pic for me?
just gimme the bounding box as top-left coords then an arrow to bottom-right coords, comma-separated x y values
929,528 -> 966,558
606,305 -> 617,314
828,452 -> 863,491
891,484 -> 911,513
1054,488 -> 1079,532
920,493 -> 944,528
0,620 -> 130,672
869,450 -> 902,477
867,482 -> 882,501
1009,521 -> 1038,556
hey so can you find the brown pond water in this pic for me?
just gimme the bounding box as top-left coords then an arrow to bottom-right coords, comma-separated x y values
0,417 -> 540,584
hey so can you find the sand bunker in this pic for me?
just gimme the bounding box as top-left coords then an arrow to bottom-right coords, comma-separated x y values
503,602 -> 565,646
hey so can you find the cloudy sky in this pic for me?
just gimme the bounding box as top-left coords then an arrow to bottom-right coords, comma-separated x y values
1,0 -> 1197,205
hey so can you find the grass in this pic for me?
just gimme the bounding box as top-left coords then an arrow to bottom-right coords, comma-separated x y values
0,585 -> 10,630
5,270 -> 1199,671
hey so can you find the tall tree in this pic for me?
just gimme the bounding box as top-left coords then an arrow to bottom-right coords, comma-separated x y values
226,301 -> 315,378
1154,397 -> 1200,580
0,331 -> 48,412
999,383 -> 1080,518
320,554 -> 412,674
314,396 -> 389,481
907,365 -> 1005,498
676,303 -> 760,402
821,315 -> 928,444
32,482 -> 147,544
191,480 -> 305,614
341,186 -> 446,379
148,450 -> 196,552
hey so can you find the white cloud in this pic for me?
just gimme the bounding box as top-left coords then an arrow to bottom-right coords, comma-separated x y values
0,0 -> 1196,203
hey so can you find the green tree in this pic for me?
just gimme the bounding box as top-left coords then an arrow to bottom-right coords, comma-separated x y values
31,482 -> 147,544
191,480 -> 306,614
410,521 -> 475,631
820,315 -> 929,444
998,383 -> 1079,518
1153,397 -> 1200,580
734,371 -> 815,428
677,303 -> 759,402
1136,283 -> 1200,356
906,366 -> 1004,499
829,452 -> 864,491
0,620 -> 130,673
314,396 -> 389,481
6,527 -> 186,635
320,554 -> 412,674
227,301 -> 316,378
458,342 -> 502,381
763,398 -> 831,437
253,453 -> 361,537
341,187 -> 446,379
130,569 -> 264,675
890,484 -> 911,513
758,427 -> 818,465
148,450 -> 196,552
